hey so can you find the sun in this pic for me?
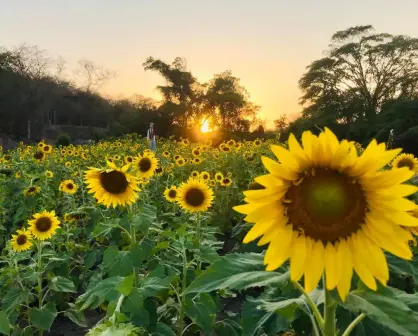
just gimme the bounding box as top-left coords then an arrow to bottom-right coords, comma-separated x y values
200,118 -> 212,133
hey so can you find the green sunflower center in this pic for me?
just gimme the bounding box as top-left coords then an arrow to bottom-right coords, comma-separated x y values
17,234 -> 27,245
35,217 -> 52,232
100,170 -> 129,194
139,158 -> 152,172
185,188 -> 205,207
397,158 -> 415,170
168,189 -> 177,198
285,168 -> 367,243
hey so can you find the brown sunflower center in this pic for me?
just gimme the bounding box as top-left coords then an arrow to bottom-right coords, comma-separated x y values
156,168 -> 163,174
178,160 -> 184,165
66,183 -> 74,189
99,170 -> 129,194
28,187 -> 37,193
185,188 -> 205,207
138,158 -> 152,172
397,158 -> 415,170
43,146 -> 50,151
35,217 -> 52,232
168,189 -> 177,198
223,178 -> 231,184
17,234 -> 27,245
285,168 -> 367,243
4,155 -> 11,161
33,151 -> 44,160
202,174 -> 209,180
127,157 -> 133,162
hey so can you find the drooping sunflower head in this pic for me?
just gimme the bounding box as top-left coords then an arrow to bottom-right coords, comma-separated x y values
60,179 -> 78,194
134,153 -> 158,179
392,153 -> 418,173
28,210 -> 61,240
24,186 -> 41,197
11,229 -> 33,252
234,128 -> 418,301
84,163 -> 141,208
176,178 -> 214,213
164,186 -> 178,203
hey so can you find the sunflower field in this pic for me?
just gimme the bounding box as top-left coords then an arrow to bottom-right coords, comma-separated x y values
1,129 -> 418,336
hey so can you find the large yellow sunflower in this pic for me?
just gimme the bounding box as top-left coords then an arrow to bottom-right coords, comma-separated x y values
11,229 -> 33,252
60,179 -> 78,194
392,153 -> 418,173
41,144 -> 53,154
134,153 -> 158,179
176,178 -> 214,213
84,162 -> 141,208
234,128 -> 418,301
28,210 -> 61,240
164,186 -> 178,203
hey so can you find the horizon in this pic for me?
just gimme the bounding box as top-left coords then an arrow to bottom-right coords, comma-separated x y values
1,0 -> 418,129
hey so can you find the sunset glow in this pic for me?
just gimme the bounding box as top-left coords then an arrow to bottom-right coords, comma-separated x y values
200,118 -> 212,133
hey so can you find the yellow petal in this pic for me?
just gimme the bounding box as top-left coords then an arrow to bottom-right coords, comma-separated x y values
336,239 -> 353,301
290,233 -> 307,282
304,240 -> 325,293
271,145 -> 300,170
264,225 -> 293,270
325,242 -> 340,290
261,157 -> 298,181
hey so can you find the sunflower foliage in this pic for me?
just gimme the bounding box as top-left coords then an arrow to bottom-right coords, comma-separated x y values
0,132 -> 418,336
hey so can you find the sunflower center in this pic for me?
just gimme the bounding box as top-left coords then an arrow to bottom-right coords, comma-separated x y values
44,146 -> 50,151
185,188 -> 205,207
35,217 -> 52,232
285,168 -> 367,243
139,158 -> 152,172
34,152 -> 44,159
28,187 -> 36,192
67,183 -> 74,189
127,157 -> 133,162
17,234 -> 27,245
99,170 -> 129,194
168,190 -> 177,198
397,158 -> 414,170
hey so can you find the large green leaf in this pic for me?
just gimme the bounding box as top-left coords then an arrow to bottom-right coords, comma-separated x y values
153,322 -> 176,336
185,253 -> 289,294
342,286 -> 418,336
117,273 -> 135,296
241,301 -> 274,336
137,267 -> 174,298
102,246 -> 133,277
0,311 -> 10,335
63,304 -> 87,328
91,219 -> 121,238
131,205 -> 157,233
76,276 -> 123,311
28,302 -> 57,331
184,293 -> 217,333
130,239 -> 153,268
48,276 -> 76,293
1,287 -> 29,315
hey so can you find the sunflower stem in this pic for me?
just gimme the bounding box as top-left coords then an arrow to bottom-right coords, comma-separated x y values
129,210 -> 139,288
196,213 -> 202,272
177,247 -> 188,336
323,279 -> 337,336
341,313 -> 366,336
293,281 -> 324,329
37,240 -> 44,336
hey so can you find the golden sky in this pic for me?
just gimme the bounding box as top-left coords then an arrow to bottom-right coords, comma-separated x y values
2,0 -> 418,128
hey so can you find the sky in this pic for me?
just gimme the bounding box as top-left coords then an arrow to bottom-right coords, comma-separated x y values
1,0 -> 418,128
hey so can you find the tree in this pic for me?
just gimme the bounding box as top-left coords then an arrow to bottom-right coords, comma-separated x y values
299,25 -> 418,133
274,114 -> 288,132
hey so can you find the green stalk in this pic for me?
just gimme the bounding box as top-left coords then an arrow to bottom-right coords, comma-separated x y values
293,281 -> 324,329
196,213 -> 202,272
37,241 -> 44,336
130,214 -> 139,287
323,278 -> 337,336
341,313 -> 366,336
177,249 -> 188,336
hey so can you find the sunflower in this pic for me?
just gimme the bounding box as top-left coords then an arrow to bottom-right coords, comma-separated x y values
11,229 -> 33,252
221,177 -> 232,187
45,170 -> 54,178
176,158 -> 186,167
84,162 -> 141,208
215,172 -> 224,183
42,144 -> 52,153
174,155 -> 181,161
234,128 -> 418,301
163,151 -> 170,158
60,179 -> 78,194
65,161 -> 71,167
33,151 -> 45,162
192,157 -> 203,164
181,139 -> 190,146
253,139 -> 262,147
28,210 -> 61,240
24,186 -> 41,197
392,153 -> 418,173
192,148 -> 201,157
4,154 -> 11,161
81,153 -> 88,160
209,179 -> 216,187
15,171 -> 21,179
191,171 -> 200,179
200,171 -> 210,182
164,186 -> 178,203
125,156 -> 134,164
155,167 -> 163,176
176,178 -> 214,213
134,153 -> 158,179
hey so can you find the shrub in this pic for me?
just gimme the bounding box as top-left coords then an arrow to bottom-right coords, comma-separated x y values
55,133 -> 71,147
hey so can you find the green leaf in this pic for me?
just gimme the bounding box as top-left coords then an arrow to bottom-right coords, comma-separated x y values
130,239 -> 153,268
152,241 -> 170,254
137,268 -> 174,298
1,287 -> 29,315
184,293 -> 217,333
102,246 -> 133,277
185,253 -> 289,294
28,302 -> 57,331
0,311 -> 10,335
91,218 -> 120,238
241,301 -> 275,336
154,322 -> 176,336
84,250 -> 99,270
48,276 -> 76,293
117,273 -> 135,296
198,245 -> 220,263
63,304 -> 87,328
76,276 -> 123,311
342,286 -> 418,336
131,205 -> 156,233
214,319 -> 241,336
